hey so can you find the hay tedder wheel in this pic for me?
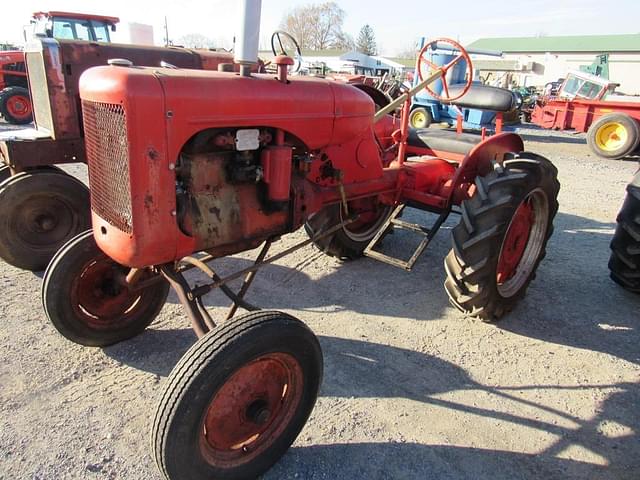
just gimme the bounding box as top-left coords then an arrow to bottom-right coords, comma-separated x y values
0,86 -> 33,125
153,310 -> 322,480
444,153 -> 560,321
0,169 -> 90,271
304,198 -> 392,260
609,175 -> 640,293
42,230 -> 170,346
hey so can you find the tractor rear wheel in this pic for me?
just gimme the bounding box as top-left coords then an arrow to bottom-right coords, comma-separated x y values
304,197 -> 392,260
0,86 -> 33,125
0,169 -> 90,271
587,113 -> 640,160
409,107 -> 433,129
444,153 -> 560,321
609,175 -> 640,293
42,230 -> 170,346
153,310 -> 322,480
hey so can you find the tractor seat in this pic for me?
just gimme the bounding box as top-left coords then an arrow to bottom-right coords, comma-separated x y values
447,83 -> 518,112
407,128 -> 482,156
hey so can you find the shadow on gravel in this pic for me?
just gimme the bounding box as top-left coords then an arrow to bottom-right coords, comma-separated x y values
497,211 -> 640,365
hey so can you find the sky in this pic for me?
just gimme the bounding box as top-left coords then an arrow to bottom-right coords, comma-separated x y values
2,0 -> 640,56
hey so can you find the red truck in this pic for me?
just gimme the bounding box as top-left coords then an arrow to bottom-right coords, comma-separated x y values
531,70 -> 640,160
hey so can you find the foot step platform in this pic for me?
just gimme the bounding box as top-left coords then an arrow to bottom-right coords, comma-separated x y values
364,204 -> 448,271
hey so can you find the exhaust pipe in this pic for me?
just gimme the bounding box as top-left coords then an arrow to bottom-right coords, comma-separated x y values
235,0 -> 262,77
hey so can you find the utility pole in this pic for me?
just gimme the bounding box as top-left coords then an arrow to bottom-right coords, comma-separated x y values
163,16 -> 169,47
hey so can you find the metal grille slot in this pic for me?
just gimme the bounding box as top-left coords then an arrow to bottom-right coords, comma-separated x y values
82,101 -> 132,233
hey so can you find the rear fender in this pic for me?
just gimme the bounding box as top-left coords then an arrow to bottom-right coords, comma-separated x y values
447,132 -> 524,205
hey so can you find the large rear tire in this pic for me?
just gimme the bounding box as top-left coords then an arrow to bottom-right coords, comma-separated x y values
609,174 -> 640,293
586,113 -> 640,160
304,197 -> 392,260
0,169 -> 90,271
153,310 -> 322,480
444,153 -> 560,321
42,230 -> 170,346
0,86 -> 33,125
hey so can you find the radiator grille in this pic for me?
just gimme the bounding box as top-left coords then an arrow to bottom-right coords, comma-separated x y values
25,51 -> 54,133
82,101 -> 132,233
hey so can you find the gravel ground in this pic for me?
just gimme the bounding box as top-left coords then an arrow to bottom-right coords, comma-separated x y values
0,118 -> 639,480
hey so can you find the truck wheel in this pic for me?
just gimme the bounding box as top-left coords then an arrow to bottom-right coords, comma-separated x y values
609,181 -> 640,293
587,114 -> 640,160
42,230 -> 170,346
0,86 -> 33,125
304,198 -> 392,260
409,107 -> 432,129
153,310 -> 322,480
444,153 -> 560,321
0,170 -> 90,271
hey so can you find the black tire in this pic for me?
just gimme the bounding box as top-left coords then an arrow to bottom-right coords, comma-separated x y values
586,113 -> 640,160
42,230 -> 170,346
409,107 -> 433,129
444,152 -> 560,321
0,86 -> 33,124
0,170 -> 90,271
0,165 -> 11,184
304,199 -> 392,260
153,310 -> 323,480
609,177 -> 640,293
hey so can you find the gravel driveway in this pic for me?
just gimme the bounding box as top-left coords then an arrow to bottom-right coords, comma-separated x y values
0,120 -> 638,480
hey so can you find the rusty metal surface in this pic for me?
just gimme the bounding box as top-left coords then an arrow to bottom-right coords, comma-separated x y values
0,136 -> 85,169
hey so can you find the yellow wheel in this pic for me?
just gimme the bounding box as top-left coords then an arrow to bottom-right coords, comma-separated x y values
587,113 -> 639,160
595,122 -> 627,152
409,107 -> 432,129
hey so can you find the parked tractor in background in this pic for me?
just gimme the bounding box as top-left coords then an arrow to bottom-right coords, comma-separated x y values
40,0 -> 560,476
0,37 -> 252,271
532,70 -> 640,160
609,168 -> 640,293
0,11 -> 120,125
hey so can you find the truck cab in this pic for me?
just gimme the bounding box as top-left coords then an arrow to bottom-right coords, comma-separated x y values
27,11 -> 120,43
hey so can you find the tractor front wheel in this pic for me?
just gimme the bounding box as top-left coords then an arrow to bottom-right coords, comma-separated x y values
586,113 -> 640,160
42,230 -> 170,346
153,310 -> 322,480
444,153 -> 560,321
609,172 -> 640,293
304,197 -> 392,260
0,169 -> 90,270
0,86 -> 33,125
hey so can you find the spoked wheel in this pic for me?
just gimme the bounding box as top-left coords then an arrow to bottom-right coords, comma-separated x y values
153,310 -> 323,480
0,169 -> 90,270
609,171 -> 640,293
0,86 -> 33,125
304,197 -> 392,259
42,230 -> 170,346
444,153 -> 560,321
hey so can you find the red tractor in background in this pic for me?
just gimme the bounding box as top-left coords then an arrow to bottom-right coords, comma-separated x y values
40,1 -> 560,478
0,11 -> 120,125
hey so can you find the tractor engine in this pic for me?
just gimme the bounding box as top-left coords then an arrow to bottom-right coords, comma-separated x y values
79,64 -> 381,268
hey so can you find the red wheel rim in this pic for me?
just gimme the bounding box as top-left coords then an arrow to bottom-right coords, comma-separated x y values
417,38 -> 473,102
495,189 -> 549,298
6,94 -> 32,120
497,199 -> 533,283
199,353 -> 304,468
70,254 -> 150,329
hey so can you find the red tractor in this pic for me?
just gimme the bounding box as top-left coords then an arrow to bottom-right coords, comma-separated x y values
0,11 -> 120,125
41,4 -> 560,479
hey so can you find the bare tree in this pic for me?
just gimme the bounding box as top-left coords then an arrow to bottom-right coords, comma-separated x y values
280,2 -> 349,50
175,33 -> 217,49
356,24 -> 377,56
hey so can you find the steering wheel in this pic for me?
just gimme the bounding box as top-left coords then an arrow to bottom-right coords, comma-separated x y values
270,30 -> 302,73
417,38 -> 473,102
